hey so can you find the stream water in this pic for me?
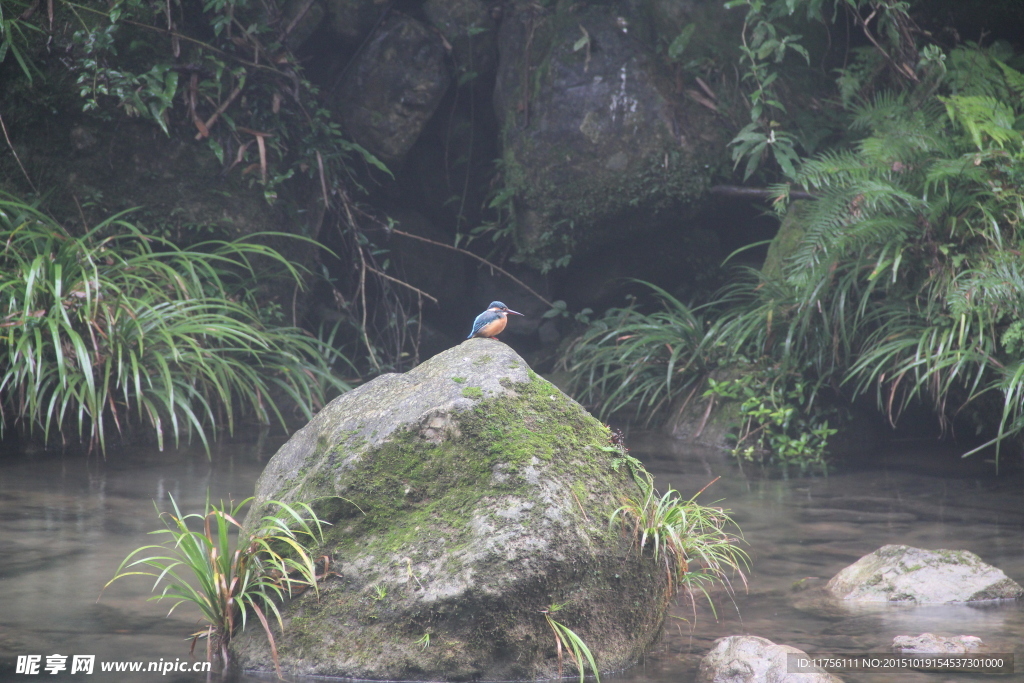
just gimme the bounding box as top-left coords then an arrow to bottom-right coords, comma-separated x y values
1,432 -> 1023,682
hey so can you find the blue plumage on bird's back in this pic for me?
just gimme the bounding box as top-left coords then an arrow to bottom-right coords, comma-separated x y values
467,301 -> 523,340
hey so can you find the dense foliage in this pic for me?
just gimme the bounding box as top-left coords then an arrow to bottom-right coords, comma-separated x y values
0,196 -> 349,453
564,1 -> 1024,468
0,0 -> 382,199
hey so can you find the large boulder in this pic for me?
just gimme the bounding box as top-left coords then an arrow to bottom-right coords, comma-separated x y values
697,636 -> 842,683
336,13 -> 452,164
826,545 -> 1024,604
492,3 -> 724,269
232,339 -> 667,679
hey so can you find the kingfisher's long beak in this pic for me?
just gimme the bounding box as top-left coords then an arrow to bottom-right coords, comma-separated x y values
505,309 -> 524,316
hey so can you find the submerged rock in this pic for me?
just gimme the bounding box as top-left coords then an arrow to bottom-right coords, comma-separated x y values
697,635 -> 842,683
892,633 -> 983,654
233,339 -> 667,679
826,545 -> 1023,604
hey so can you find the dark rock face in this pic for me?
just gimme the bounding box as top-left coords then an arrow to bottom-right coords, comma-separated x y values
323,0 -> 391,48
337,13 -> 452,164
826,545 -> 1024,603
233,339 -> 667,680
493,3 -> 723,268
697,636 -> 842,683
423,0 -> 500,77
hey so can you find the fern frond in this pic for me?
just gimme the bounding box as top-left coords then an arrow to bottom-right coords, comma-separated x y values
941,95 -> 1022,150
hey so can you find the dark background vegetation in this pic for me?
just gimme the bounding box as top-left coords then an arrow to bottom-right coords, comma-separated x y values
2,0 -> 1024,469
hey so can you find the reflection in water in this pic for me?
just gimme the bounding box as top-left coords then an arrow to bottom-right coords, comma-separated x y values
2,433 -> 1023,682
0,437 -> 283,682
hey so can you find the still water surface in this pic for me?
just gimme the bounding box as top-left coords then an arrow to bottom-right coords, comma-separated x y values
1,432 -> 1023,682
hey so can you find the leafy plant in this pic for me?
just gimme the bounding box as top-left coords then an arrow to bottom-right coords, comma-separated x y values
609,474 -> 749,614
0,195 -> 351,454
103,495 -> 329,676
757,43 -> 1024,463
0,0 -> 43,83
543,300 -> 593,325
705,372 -> 838,473
723,0 -> 810,180
560,283 -> 713,424
541,602 -> 600,683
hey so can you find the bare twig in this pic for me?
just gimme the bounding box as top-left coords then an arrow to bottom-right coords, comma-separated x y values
710,185 -> 816,201
355,243 -> 380,371
315,150 -> 329,208
364,265 -> 439,305
0,111 -> 38,194
850,3 -> 917,81
388,228 -> 553,308
337,191 -> 381,371
282,0 -> 318,39
194,85 -> 243,140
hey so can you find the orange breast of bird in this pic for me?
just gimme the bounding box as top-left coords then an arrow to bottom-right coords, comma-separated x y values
476,316 -> 507,338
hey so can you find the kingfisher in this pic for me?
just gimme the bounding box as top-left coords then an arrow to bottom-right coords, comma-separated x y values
467,301 -> 524,340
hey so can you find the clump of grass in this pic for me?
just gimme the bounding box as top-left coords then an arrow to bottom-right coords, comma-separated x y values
541,602 -> 600,683
103,494 -> 329,676
610,474 -> 748,616
0,195 -> 351,454
559,282 -> 713,425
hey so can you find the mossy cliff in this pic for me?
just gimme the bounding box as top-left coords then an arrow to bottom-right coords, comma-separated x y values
233,338 -> 668,679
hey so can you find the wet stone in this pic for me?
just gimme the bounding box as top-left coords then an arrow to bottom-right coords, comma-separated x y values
826,545 -> 1024,604
892,633 -> 983,654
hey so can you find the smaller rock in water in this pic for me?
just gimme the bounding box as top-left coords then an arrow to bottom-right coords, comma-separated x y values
892,633 -> 982,654
697,635 -> 842,683
826,545 -> 1023,604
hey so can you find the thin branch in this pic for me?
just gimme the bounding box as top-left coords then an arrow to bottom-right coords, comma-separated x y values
70,4 -> 279,74
710,185 -> 816,201
337,191 -> 380,371
194,85 -> 243,140
364,265 -> 439,305
0,111 -> 38,194
282,0 -> 317,40
388,228 -> 553,308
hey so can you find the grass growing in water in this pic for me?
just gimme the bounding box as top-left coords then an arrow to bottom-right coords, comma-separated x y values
541,602 -> 600,683
103,495 -> 329,676
0,195 -> 351,454
610,473 -> 749,616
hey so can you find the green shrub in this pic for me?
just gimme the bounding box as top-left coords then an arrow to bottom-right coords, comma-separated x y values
0,195 -> 350,453
705,370 -> 838,474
